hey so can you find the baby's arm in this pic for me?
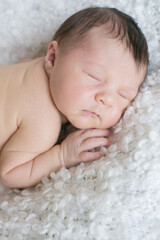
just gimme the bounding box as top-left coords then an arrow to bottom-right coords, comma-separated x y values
0,127 -> 111,189
0,123 -> 61,188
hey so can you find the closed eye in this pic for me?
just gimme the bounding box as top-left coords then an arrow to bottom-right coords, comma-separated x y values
86,72 -> 101,82
118,91 -> 131,100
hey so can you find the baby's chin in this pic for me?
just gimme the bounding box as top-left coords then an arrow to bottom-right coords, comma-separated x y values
67,112 -> 117,129
69,121 -> 91,129
70,119 -> 109,130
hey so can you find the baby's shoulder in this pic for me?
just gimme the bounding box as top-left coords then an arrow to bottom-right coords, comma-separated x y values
18,62 -> 62,146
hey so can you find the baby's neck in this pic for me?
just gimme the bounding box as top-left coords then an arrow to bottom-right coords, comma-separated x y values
24,57 -> 50,87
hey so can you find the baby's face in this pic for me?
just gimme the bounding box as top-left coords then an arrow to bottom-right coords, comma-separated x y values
48,31 -> 146,129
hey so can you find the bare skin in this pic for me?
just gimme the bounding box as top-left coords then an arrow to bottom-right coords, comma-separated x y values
0,29 -> 146,188
0,58 -> 111,188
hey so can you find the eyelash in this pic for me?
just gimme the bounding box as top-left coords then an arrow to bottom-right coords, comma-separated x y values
119,91 -> 131,100
87,73 -> 101,82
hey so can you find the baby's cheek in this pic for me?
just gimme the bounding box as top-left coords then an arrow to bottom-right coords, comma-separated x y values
105,108 -> 122,128
70,117 -> 95,129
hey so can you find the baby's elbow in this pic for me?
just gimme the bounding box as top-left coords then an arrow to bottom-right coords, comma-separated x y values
0,166 -> 17,188
0,157 -> 13,188
0,170 -> 29,189
0,174 -> 12,188
0,170 -> 14,188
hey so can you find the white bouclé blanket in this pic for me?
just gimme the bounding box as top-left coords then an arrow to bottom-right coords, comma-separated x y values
0,0 -> 160,239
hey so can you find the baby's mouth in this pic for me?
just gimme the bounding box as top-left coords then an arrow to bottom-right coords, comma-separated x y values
82,110 -> 99,117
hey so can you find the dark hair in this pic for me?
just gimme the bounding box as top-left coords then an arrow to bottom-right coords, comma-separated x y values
53,7 -> 149,67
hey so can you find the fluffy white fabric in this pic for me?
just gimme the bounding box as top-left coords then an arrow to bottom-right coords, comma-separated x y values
0,0 -> 160,239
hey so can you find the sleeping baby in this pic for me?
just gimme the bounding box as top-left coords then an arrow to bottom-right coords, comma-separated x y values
0,7 -> 148,188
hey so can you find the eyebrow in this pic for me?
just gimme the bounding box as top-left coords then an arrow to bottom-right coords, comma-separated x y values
84,61 -> 106,77
85,58 -> 105,69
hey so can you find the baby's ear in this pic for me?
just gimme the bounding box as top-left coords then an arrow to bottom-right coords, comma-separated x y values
44,41 -> 58,76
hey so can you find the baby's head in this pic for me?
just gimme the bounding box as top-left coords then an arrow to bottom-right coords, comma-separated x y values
44,7 -> 149,129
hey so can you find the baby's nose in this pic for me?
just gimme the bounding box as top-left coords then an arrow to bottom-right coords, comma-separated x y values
95,92 -> 115,107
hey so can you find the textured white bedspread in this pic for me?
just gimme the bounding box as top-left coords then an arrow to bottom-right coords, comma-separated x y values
0,0 -> 160,239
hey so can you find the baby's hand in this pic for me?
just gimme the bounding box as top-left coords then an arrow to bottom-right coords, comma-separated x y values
59,129 -> 112,168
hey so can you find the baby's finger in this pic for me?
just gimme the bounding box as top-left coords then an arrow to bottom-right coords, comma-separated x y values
80,128 -> 112,140
81,137 -> 111,152
79,151 -> 104,162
